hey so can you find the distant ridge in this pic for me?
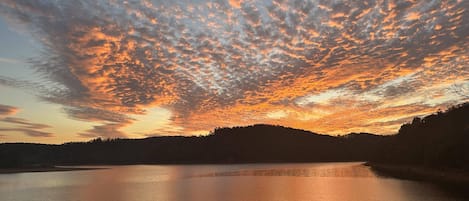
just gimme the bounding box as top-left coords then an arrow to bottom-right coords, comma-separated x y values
0,102 -> 468,170
0,124 -> 386,167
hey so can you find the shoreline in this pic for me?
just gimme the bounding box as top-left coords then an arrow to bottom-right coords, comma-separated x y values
365,162 -> 469,185
2,162 -> 468,182
0,166 -> 106,174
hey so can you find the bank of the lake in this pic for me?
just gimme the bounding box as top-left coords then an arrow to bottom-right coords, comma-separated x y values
366,162 -> 469,186
0,166 -> 104,174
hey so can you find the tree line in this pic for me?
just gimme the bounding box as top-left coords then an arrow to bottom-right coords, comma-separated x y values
0,102 -> 467,169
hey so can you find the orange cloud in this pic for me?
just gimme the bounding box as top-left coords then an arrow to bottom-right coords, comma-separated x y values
0,0 -> 467,138
228,0 -> 243,9
0,104 -> 17,116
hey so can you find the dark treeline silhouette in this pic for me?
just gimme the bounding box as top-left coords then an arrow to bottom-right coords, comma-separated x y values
0,102 -> 468,169
375,102 -> 469,169
0,125 -> 387,167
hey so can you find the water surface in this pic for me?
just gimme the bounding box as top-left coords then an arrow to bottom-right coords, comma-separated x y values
0,162 -> 465,201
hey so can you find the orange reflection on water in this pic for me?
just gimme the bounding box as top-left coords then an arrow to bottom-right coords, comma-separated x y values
3,163 -> 462,201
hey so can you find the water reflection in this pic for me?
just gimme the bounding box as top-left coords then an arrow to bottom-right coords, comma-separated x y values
0,162 -> 466,201
192,163 -> 374,178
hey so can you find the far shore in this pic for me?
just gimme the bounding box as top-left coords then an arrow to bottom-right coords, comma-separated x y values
0,166 -> 106,174
365,162 -> 469,186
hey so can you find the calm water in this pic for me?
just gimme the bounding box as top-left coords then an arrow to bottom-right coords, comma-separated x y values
0,162 -> 465,201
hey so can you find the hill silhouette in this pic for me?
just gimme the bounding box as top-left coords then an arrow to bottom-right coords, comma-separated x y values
0,102 -> 468,169
0,125 -> 386,167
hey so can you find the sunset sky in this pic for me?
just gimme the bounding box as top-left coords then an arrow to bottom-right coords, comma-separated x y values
0,0 -> 468,144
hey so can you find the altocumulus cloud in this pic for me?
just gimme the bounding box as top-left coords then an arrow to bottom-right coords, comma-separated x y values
0,0 -> 468,137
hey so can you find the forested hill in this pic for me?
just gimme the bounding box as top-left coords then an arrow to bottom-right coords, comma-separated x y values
0,102 -> 467,168
374,102 -> 469,169
0,125 -> 386,167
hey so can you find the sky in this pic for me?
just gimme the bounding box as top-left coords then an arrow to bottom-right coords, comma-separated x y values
0,0 -> 468,144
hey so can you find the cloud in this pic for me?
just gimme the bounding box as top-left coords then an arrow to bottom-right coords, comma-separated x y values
0,106 -> 54,138
78,122 -> 129,138
64,107 -> 133,124
0,0 -> 467,136
0,104 -> 18,115
0,57 -> 21,64
0,128 -> 53,137
0,117 -> 54,137
266,110 -> 288,119
228,0 -> 243,8
0,76 -> 53,96
0,117 -> 50,129
63,106 -> 135,139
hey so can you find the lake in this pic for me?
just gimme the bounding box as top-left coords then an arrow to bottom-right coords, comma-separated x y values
0,162 -> 465,201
